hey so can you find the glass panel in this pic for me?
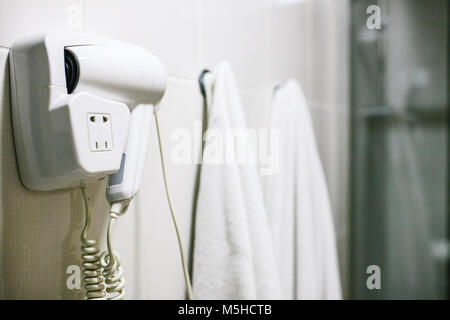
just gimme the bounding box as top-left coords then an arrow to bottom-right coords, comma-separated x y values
350,0 -> 448,299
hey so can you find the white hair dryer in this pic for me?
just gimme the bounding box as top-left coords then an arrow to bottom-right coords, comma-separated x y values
10,30 -> 169,300
9,30 -> 167,203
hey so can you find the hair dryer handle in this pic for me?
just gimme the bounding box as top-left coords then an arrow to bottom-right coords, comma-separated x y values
106,104 -> 153,203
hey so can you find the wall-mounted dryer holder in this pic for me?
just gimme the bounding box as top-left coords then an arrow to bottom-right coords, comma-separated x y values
8,30 -> 185,301
9,30 -> 167,202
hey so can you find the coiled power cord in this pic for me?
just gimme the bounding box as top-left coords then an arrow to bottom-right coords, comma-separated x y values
100,201 -> 128,300
80,186 -> 106,300
80,110 -> 193,300
80,187 -> 128,300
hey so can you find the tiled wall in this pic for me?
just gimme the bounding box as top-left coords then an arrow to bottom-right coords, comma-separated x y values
0,0 -> 350,299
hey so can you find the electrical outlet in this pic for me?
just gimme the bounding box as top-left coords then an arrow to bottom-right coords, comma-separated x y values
87,113 -> 113,152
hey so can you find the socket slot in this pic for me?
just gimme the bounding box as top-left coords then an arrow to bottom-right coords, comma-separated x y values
87,113 -> 113,152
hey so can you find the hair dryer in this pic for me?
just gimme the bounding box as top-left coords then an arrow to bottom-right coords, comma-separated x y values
9,30 -> 167,202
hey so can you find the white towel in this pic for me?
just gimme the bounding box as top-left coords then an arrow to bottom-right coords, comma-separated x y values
192,62 -> 281,299
266,79 -> 342,299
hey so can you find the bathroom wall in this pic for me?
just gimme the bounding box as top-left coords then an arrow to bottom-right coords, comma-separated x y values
0,0 -> 350,299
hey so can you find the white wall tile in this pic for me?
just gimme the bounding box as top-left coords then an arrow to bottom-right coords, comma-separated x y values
240,89 -> 272,129
269,0 -> 309,91
84,0 -> 201,79
309,103 -> 333,174
199,0 -> 271,93
306,0 -> 350,110
309,103 -> 349,234
0,0 -> 84,47
329,110 -> 350,234
0,47 -> 8,80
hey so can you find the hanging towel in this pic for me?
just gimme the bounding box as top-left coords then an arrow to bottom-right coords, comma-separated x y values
266,79 -> 342,299
192,62 -> 281,299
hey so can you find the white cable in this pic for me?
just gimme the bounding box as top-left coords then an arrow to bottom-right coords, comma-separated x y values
154,112 -> 194,300
100,211 -> 126,300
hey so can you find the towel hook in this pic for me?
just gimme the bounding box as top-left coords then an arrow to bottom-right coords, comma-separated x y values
198,69 -> 210,99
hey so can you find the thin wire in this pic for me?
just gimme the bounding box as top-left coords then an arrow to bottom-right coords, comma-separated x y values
106,215 -> 117,265
80,186 -> 91,243
154,112 -> 194,300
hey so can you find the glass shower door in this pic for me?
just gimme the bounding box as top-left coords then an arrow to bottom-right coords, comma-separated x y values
350,0 -> 448,299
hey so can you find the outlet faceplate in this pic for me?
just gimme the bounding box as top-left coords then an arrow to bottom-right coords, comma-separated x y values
87,113 -> 113,152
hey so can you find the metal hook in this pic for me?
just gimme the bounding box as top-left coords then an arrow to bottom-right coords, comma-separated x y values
198,69 -> 210,99
272,84 -> 282,97
273,84 -> 281,93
